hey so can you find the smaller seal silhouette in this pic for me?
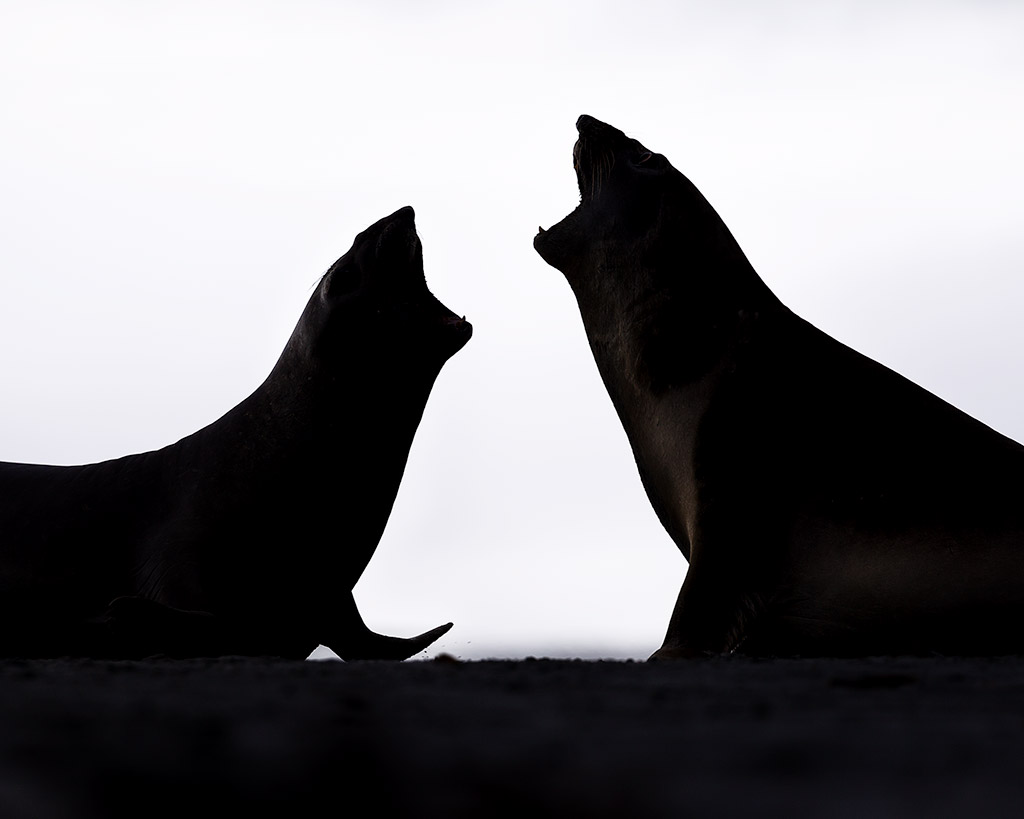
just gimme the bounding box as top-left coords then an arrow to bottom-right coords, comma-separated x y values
535,115 -> 1024,658
0,205 -> 471,660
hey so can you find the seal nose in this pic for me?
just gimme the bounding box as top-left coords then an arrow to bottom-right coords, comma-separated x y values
377,206 -> 416,245
375,207 -> 422,270
576,115 -> 628,147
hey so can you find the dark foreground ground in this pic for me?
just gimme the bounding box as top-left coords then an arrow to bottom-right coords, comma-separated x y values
2,654 -> 1024,818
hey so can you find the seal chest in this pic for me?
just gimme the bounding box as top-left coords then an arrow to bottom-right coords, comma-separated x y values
0,205 -> 471,660
535,115 -> 1024,659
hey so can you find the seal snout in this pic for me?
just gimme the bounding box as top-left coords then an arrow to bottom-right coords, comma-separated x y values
576,114 -> 626,141
380,205 -> 416,238
375,206 -> 421,264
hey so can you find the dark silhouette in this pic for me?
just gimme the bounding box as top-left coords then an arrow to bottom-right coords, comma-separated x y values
535,115 -> 1024,658
0,206 -> 471,660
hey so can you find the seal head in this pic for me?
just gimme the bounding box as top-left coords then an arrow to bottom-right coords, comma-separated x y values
537,116 -> 779,393
312,206 -> 471,368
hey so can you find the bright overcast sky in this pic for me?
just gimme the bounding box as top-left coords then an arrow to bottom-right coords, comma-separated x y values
1,1 -> 1022,659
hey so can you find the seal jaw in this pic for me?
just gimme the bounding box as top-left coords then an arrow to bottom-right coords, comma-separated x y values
430,307 -> 473,361
533,210 -> 580,271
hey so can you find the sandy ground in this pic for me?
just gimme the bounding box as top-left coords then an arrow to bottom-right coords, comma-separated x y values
2,654 -> 1023,818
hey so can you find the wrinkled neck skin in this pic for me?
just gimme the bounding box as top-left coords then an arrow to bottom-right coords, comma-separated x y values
555,196 -> 783,562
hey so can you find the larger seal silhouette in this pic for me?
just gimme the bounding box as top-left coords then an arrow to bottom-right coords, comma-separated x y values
0,205 -> 471,660
535,115 -> 1024,658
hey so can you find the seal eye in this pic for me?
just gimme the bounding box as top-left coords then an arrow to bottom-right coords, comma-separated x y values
637,152 -> 653,164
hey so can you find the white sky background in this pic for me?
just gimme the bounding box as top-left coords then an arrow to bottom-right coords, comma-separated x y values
1,1 -> 1022,660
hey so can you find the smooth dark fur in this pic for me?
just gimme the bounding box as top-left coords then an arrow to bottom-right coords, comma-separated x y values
536,115 -> 1024,658
0,206 -> 471,660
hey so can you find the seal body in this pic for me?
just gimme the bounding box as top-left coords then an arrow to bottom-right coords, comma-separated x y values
0,206 -> 471,660
535,116 -> 1024,658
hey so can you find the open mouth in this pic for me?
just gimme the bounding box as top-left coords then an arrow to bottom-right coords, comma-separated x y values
536,115 -> 620,242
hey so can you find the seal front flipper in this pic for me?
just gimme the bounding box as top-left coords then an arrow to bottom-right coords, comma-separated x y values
328,621 -> 454,662
647,556 -> 770,660
321,593 -> 453,661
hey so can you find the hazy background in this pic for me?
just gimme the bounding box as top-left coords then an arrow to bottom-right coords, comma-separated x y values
1,1 -> 1021,660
